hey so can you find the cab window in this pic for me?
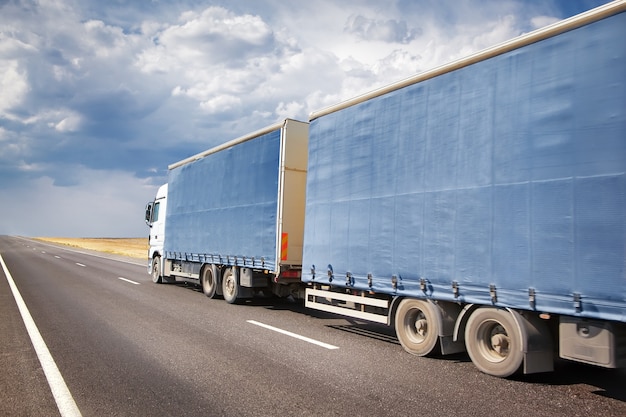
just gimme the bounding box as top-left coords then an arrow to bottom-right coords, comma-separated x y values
152,202 -> 160,222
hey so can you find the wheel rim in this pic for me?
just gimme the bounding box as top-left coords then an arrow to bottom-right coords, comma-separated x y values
405,309 -> 429,344
475,320 -> 510,363
224,275 -> 235,297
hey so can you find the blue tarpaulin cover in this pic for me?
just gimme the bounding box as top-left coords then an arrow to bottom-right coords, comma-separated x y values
302,12 -> 626,321
165,129 -> 281,271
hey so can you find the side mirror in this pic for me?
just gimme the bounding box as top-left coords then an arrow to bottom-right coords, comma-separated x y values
145,203 -> 153,225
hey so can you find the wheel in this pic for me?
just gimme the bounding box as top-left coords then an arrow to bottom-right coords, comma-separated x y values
201,265 -> 218,298
222,268 -> 239,304
151,256 -> 163,284
395,298 -> 440,356
465,307 -> 523,377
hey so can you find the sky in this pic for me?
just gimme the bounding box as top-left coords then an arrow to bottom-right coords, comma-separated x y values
0,0 -> 615,237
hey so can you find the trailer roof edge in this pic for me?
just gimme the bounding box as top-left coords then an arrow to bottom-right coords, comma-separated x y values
168,118 -> 304,170
308,0 -> 626,121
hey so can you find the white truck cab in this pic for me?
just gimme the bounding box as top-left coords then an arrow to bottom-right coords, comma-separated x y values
144,183 -> 168,280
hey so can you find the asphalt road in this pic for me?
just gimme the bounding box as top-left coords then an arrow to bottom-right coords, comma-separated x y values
1,235 -> 625,417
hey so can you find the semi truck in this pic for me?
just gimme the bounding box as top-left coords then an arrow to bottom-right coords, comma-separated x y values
145,119 -> 309,302
146,0 -> 626,377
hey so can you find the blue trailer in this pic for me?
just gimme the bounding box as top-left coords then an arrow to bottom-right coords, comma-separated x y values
302,1 -> 626,376
145,119 -> 309,303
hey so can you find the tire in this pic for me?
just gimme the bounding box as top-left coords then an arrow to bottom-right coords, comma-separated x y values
465,307 -> 523,377
201,265 -> 218,299
395,298 -> 440,356
222,268 -> 239,304
151,256 -> 163,284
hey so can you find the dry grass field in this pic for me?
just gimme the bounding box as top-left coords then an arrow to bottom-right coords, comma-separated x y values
36,237 -> 148,259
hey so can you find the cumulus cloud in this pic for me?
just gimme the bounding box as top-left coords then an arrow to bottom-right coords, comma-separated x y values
199,95 -> 242,114
132,5 -> 353,128
530,15 -> 561,29
0,60 -> 29,119
345,15 -> 420,43
449,14 -> 521,60
275,101 -> 305,120
137,7 -> 275,73
135,7 -> 291,121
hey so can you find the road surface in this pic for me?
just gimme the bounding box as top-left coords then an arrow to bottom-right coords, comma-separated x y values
1,235 -> 624,416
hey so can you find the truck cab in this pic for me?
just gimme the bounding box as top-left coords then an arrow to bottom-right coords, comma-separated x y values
145,183 -> 168,280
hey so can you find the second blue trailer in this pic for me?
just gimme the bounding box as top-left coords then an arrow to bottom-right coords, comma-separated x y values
302,1 -> 626,377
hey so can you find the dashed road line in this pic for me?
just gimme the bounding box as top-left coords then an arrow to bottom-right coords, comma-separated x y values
75,263 -> 86,267
118,277 -> 140,285
247,320 -> 339,350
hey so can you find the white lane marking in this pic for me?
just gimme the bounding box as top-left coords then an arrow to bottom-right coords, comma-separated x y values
55,256 -> 61,259
75,263 -> 86,267
42,251 -> 46,254
247,320 -> 339,350
118,277 -> 140,285
0,254 -> 83,417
